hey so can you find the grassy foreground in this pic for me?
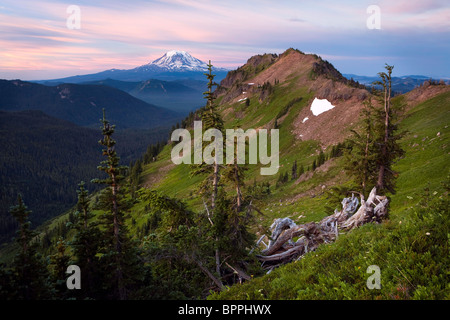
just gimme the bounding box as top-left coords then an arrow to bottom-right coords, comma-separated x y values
208,91 -> 450,300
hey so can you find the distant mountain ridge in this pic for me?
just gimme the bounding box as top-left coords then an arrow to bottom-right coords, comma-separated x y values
0,79 -> 181,129
343,73 -> 450,94
80,78 -> 206,113
34,51 -> 229,83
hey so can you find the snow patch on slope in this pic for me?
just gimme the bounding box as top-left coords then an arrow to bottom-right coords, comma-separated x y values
310,98 -> 335,116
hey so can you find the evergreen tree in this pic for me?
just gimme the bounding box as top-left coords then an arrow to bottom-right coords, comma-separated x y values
191,61 -> 224,278
344,65 -> 405,197
291,160 -> 298,180
372,64 -> 405,194
223,158 -> 247,212
9,195 -> 52,299
69,181 -> 103,299
92,110 -> 143,300
318,150 -> 325,167
49,237 -> 71,299
344,98 -> 378,197
298,164 -> 305,176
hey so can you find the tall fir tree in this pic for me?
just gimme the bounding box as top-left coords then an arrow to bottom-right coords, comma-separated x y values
344,65 -> 405,197
49,237 -> 71,299
92,110 -> 143,300
372,64 -> 405,194
69,181 -> 103,299
9,195 -> 52,299
344,98 -> 379,198
191,61 -> 224,278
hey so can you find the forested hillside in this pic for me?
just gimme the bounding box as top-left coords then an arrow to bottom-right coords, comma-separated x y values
0,110 -> 170,245
0,79 -> 181,128
0,49 -> 448,301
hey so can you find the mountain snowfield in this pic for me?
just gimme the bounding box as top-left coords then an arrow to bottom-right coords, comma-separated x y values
310,97 -> 336,116
150,50 -> 209,71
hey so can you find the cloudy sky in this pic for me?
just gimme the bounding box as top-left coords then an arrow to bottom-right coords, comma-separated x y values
0,0 -> 449,80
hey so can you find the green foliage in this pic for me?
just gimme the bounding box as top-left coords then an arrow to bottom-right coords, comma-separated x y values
344,98 -> 379,197
91,110 -> 145,300
1,196 -> 53,300
372,65 -> 406,194
67,182 -> 103,299
211,180 -> 449,300
291,160 -> 298,180
276,171 -> 289,187
1,53 -> 448,301
0,110 -> 169,245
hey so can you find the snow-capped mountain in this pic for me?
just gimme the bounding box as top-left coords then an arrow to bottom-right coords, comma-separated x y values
36,51 -> 229,83
150,50 -> 209,71
137,50 -> 227,73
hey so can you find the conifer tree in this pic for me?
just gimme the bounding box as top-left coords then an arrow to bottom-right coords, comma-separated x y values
344,98 -> 378,197
92,110 -> 142,300
373,64 -> 405,194
223,157 -> 247,212
69,181 -> 102,299
291,160 -> 298,180
344,65 -> 405,197
9,195 -> 52,299
49,237 -> 71,298
202,60 -> 223,211
318,150 -> 325,167
191,61 -> 224,278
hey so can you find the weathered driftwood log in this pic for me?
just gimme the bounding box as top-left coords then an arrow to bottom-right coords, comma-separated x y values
256,187 -> 388,268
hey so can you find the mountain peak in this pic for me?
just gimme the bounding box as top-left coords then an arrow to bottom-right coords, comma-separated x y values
143,50 -> 227,72
149,50 -> 208,71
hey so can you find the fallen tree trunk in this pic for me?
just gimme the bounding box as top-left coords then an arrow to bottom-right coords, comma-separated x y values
256,187 -> 388,269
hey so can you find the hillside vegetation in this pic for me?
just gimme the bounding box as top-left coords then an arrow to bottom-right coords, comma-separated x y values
1,49 -> 448,300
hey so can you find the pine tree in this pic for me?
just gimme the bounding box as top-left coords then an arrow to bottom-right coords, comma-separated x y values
223,158 -> 247,212
69,181 -> 102,299
92,109 -> 142,300
318,150 -> 325,167
291,160 -> 298,180
9,195 -> 52,299
344,65 -> 405,197
372,64 -> 405,194
49,237 -> 71,299
191,61 -> 224,278
344,98 -> 379,197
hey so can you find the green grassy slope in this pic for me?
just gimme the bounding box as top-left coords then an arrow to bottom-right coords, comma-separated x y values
2,59 -> 448,300
208,90 -> 450,300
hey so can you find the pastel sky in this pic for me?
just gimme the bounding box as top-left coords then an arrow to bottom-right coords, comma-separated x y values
0,0 -> 449,80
